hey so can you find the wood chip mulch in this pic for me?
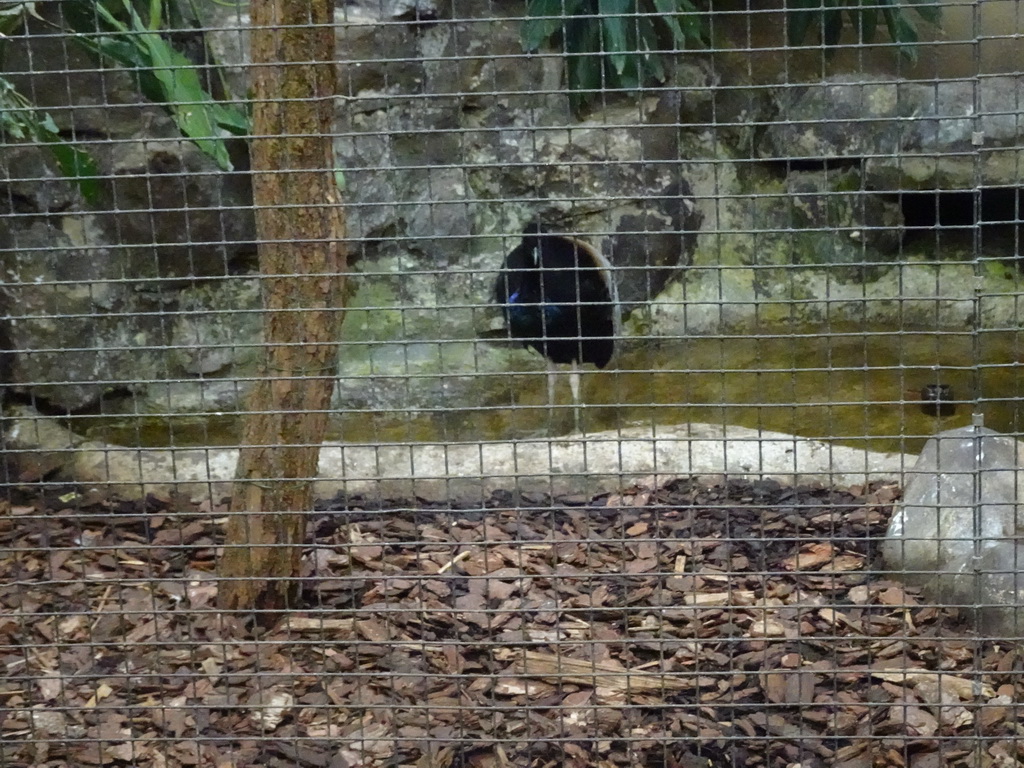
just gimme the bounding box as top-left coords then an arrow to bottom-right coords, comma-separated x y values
0,477 -> 1020,768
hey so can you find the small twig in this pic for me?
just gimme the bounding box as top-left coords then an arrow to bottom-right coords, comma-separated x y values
90,584 -> 115,632
437,549 -> 471,574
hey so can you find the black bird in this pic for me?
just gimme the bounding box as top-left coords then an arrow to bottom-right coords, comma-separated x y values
493,223 -> 617,422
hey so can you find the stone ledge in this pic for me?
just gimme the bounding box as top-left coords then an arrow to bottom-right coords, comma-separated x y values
4,405 -> 913,501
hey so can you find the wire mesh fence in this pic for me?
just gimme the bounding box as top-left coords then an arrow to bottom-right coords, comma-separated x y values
2,0 -> 1024,766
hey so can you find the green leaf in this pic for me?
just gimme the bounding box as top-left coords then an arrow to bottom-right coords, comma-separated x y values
599,0 -> 633,74
635,14 -> 665,82
46,141 -> 102,203
649,0 -> 687,49
3,122 -> 27,140
598,0 -> 626,44
155,75 -> 234,167
37,112 -> 59,134
890,7 -> 920,43
210,101 -> 250,135
567,17 -> 602,112
92,0 -> 130,33
647,0 -> 704,45
615,62 -> 641,90
148,0 -> 163,30
881,2 -> 921,60
522,0 -> 575,51
904,0 -> 941,25
785,0 -> 935,58
822,3 -> 844,47
856,1 -> 878,44
674,0 -> 706,43
786,0 -> 819,46
63,0 -> 249,170
74,33 -> 149,75
0,74 -> 100,203
0,2 -> 40,37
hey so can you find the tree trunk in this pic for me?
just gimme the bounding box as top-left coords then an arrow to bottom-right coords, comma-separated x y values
217,0 -> 345,618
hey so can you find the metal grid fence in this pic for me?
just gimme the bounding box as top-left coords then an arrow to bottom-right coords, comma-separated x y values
2,1 -> 1024,766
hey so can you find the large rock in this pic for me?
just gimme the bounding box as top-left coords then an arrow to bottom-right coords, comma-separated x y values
0,131 -> 256,410
760,75 -> 1024,188
0,7 -> 256,411
171,281 -> 263,377
94,136 -> 255,281
206,0 -> 559,116
883,427 -> 1024,635
735,168 -> 905,284
0,219 -> 167,409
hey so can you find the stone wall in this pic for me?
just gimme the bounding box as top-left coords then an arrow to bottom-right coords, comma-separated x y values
1,0 -> 1022,422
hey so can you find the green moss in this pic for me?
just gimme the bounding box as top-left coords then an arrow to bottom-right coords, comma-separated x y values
340,281 -> 404,343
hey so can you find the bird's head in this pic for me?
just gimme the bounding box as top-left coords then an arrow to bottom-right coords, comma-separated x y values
520,221 -> 546,250
516,222 -> 548,268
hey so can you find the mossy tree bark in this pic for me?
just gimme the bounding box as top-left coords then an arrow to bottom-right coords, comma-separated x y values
217,0 -> 346,618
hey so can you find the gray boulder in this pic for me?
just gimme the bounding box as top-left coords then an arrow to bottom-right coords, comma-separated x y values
1,219 -> 167,409
761,74 -> 1024,188
0,128 -> 256,411
737,168 -> 904,284
0,8 -> 256,411
883,426 -> 1024,635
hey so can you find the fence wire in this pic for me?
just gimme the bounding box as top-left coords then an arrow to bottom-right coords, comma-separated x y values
2,1 -> 1024,767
